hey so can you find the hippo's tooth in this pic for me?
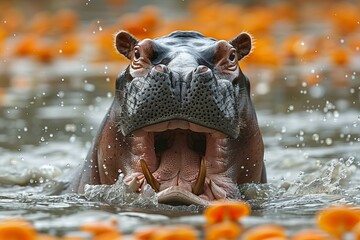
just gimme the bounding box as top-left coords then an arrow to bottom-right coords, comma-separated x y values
192,157 -> 206,195
128,177 -> 144,193
140,159 -> 160,192
209,179 -> 226,200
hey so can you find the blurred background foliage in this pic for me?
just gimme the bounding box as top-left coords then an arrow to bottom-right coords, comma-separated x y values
0,0 -> 359,137
0,0 -> 359,76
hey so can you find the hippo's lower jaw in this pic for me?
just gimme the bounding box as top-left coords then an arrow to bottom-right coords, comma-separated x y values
123,120 -> 238,205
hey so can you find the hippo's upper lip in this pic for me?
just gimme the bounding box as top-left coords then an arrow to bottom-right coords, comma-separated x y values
123,120 -> 238,205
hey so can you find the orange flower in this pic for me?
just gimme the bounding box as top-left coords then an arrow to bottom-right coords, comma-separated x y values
135,225 -> 197,240
37,234 -> 60,240
205,221 -> 243,240
242,224 -> 287,240
0,218 -> 37,240
33,41 -> 55,63
330,47 -> 350,66
291,229 -> 333,240
28,12 -> 53,36
55,34 -> 80,57
204,200 -> 251,224
316,205 -> 360,238
13,35 -> 39,57
94,231 -> 121,240
54,9 -> 78,33
80,219 -> 121,239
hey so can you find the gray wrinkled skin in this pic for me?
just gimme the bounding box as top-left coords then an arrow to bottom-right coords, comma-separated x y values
117,55 -> 240,138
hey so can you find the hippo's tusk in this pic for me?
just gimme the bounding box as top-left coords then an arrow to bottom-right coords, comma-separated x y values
128,176 -> 144,193
192,157 -> 206,195
140,159 -> 160,192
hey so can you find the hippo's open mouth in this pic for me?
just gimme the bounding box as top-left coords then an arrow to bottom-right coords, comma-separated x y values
123,120 -> 238,205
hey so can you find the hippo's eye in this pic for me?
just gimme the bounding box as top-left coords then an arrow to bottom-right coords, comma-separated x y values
228,50 -> 236,62
134,48 -> 141,60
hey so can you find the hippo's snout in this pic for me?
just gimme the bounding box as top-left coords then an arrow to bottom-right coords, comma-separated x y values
118,59 -> 240,139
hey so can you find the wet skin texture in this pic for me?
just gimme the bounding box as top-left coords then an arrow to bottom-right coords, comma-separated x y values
68,31 -> 266,205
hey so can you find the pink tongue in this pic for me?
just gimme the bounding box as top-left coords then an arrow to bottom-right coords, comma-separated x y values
154,131 -> 201,191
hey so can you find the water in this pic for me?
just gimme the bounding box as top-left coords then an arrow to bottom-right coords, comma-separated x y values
0,58 -> 359,236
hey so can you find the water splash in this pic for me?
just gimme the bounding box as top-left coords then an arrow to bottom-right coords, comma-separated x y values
84,176 -> 158,207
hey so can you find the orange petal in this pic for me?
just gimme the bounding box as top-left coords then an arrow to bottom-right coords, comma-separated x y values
291,229 -> 333,240
205,221 -> 243,240
37,234 -> 60,240
54,9 -> 78,33
80,220 -> 120,237
94,231 -> 122,240
0,218 -> 37,240
135,225 -> 197,240
134,226 -> 160,240
352,222 -> 360,239
330,47 -> 351,66
204,200 -> 251,224
316,205 -> 360,238
242,224 -> 287,240
155,226 -> 197,240
62,237 -> 86,240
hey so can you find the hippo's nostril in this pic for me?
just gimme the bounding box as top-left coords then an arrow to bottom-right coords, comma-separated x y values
194,65 -> 209,74
154,64 -> 169,73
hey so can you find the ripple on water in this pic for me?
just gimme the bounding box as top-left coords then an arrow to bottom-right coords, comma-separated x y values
0,109 -> 358,235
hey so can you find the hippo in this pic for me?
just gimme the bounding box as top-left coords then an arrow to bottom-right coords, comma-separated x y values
67,30 -> 266,205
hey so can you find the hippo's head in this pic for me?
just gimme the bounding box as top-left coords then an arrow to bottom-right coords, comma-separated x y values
115,31 -> 252,139
111,31 -> 264,205
76,31 -> 265,206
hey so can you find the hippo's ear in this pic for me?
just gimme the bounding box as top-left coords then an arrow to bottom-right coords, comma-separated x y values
115,31 -> 139,59
229,32 -> 252,60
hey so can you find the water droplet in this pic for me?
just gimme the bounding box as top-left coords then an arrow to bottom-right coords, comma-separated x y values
69,135 -> 76,143
84,83 -> 95,92
65,124 -> 77,132
345,156 -> 354,167
57,91 -> 64,98
325,138 -> 333,145
312,133 -> 320,141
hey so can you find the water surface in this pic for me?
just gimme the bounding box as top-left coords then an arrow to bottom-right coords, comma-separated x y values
0,59 -> 359,236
